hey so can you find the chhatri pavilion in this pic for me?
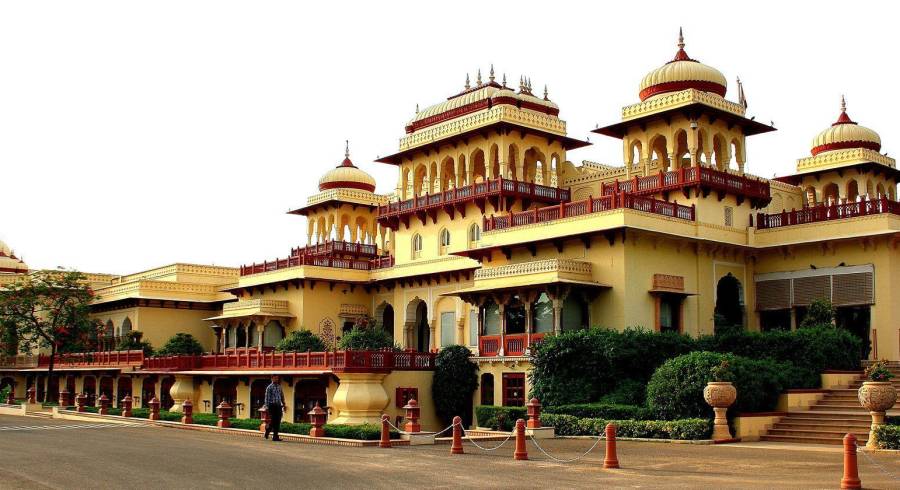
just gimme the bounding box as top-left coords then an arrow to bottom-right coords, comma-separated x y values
2,31 -> 898,430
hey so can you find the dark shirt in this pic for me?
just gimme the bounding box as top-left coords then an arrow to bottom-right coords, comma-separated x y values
264,382 -> 285,407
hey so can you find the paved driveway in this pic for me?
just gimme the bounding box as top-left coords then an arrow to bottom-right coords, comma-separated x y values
0,414 -> 897,489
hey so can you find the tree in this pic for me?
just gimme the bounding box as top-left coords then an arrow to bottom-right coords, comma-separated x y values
276,330 -> 326,352
432,345 -> 479,426
155,333 -> 204,356
116,331 -> 153,356
338,326 -> 398,351
0,270 -> 100,403
799,299 -> 835,329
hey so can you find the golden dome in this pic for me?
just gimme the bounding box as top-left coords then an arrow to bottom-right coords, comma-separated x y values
639,30 -> 727,101
811,97 -> 882,156
318,142 -> 376,193
0,239 -> 28,273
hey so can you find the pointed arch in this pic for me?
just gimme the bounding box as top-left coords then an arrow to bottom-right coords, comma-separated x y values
470,148 -> 486,183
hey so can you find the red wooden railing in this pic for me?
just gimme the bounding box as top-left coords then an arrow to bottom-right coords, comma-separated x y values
377,177 -> 570,219
601,166 -> 770,202
478,333 -> 545,357
142,349 -> 435,373
38,350 -> 145,367
483,193 -> 695,231
240,254 -> 394,276
755,197 -> 900,230
290,240 -> 378,258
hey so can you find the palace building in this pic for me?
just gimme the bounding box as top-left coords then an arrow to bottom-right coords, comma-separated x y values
2,32 -> 898,429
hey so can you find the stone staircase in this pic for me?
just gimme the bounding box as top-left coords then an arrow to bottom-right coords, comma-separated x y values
760,363 -> 900,445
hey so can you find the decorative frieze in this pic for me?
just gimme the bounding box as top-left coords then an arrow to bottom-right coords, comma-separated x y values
621,88 -> 745,121
652,274 -> 685,291
474,259 -> 592,280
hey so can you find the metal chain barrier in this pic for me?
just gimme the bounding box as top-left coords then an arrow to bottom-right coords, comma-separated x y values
383,418 -> 455,437
856,440 -> 900,482
460,426 -> 514,451
528,433 -> 604,463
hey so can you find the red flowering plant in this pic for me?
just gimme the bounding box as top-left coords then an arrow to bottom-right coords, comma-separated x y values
864,360 -> 895,382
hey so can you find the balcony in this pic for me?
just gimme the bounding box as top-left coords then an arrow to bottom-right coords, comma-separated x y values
239,254 -> 394,276
289,240 -> 378,259
755,197 -> 900,230
483,193 -> 695,232
143,350 -> 436,373
601,166 -> 771,207
478,333 -> 545,357
377,177 -> 570,229
37,350 -> 145,368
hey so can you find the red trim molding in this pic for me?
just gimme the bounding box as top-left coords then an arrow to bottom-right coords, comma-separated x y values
0,267 -> 26,273
639,80 -> 726,101
318,181 -> 375,192
810,140 -> 881,156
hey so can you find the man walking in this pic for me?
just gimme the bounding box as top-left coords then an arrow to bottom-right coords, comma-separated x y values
264,375 -> 286,441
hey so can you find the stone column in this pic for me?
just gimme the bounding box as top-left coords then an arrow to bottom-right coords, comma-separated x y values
256,319 -> 265,352
498,304 -> 506,356
167,375 -> 195,413
429,320 -> 436,352
552,299 -> 562,335
330,373 -> 389,425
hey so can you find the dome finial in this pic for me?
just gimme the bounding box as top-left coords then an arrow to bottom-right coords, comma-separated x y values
841,94 -> 847,113
543,84 -> 549,100
345,140 -> 350,159
502,73 -> 507,88
465,73 -> 470,90
489,64 -> 495,83
678,27 -> 685,50
834,94 -> 854,125
476,68 -> 482,86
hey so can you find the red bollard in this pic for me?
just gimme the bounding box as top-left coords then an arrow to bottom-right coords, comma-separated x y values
75,393 -> 87,412
216,401 -> 232,428
259,406 -> 270,432
121,395 -> 133,417
514,418 -> 528,461
308,402 -> 326,437
526,398 -> 542,429
98,394 -> 110,415
379,414 -> 392,448
450,416 -> 464,455
403,399 -> 421,433
148,397 -> 161,421
604,423 -> 620,469
59,389 -> 70,408
841,433 -> 861,489
181,400 -> 194,424
26,386 -> 36,404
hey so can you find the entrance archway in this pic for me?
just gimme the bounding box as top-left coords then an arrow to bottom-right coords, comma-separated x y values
715,273 -> 744,333
0,377 -> 14,399
212,378 -> 237,412
99,376 -> 114,403
117,377 -> 132,405
293,378 -> 327,423
415,302 -> 429,352
160,376 -> 175,410
375,302 -> 395,342
142,378 -> 157,408
83,376 -> 97,406
250,379 -> 268,419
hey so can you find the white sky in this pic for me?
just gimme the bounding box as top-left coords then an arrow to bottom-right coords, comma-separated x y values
1,1 -> 897,274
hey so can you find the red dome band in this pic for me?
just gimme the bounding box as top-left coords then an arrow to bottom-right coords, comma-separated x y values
639,80 -> 727,101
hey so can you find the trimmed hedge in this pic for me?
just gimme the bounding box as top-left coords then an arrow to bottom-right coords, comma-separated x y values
544,403 -> 652,420
541,413 -> 711,440
875,425 -> 900,450
475,405 -> 527,431
646,351 -> 798,419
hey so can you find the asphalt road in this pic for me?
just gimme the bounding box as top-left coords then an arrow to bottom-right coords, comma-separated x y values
1,414 -> 898,489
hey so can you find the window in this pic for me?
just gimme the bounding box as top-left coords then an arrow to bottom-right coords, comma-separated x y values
469,310 -> 479,346
724,206 -> 734,227
440,311 -> 456,347
504,296 -> 526,334
658,294 -> 682,333
468,223 -> 481,246
532,293 -> 554,333
439,228 -> 450,255
760,309 -> 791,332
502,373 -> 526,407
481,301 -> 501,335
480,374 -> 494,405
561,294 -> 588,331
412,233 -> 423,259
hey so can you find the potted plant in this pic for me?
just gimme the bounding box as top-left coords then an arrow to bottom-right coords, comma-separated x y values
858,360 -> 897,448
703,360 -> 737,440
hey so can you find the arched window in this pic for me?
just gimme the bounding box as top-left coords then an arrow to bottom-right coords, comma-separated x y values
439,228 -> 450,254
481,300 -> 501,335
532,293 -> 554,333
121,318 -> 132,335
412,234 -> 423,259
468,223 -> 481,246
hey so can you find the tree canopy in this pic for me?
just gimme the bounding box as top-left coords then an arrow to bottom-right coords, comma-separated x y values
155,333 -> 204,356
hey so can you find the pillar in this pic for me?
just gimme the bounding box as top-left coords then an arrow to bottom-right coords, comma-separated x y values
429,320 -> 436,352
498,303 -> 506,356
167,375 -> 195,413
552,299 -> 562,335
330,373 -> 389,425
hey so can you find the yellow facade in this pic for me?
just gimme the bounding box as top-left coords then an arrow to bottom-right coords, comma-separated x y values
3,31 -> 899,425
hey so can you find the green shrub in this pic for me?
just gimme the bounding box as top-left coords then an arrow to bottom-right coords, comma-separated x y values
541,413 -> 710,439
323,423 -> 398,440
115,331 -> 154,356
529,327 -> 696,406
0,386 -> 10,403
647,352 -> 798,420
432,345 -> 479,426
544,403 -> 652,420
155,333 -> 204,356
276,330 -> 326,353
798,299 -> 835,329
598,379 -> 647,405
874,425 -> 900,450
337,326 -> 398,351
475,405 -> 527,431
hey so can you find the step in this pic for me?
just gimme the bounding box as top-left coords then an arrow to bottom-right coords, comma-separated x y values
788,410 -> 873,419
779,416 -> 873,425
766,428 -> 869,439
774,421 -> 872,430
759,434 -> 857,445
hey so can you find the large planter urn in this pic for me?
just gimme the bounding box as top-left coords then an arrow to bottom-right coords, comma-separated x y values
704,381 -> 737,441
858,381 -> 898,448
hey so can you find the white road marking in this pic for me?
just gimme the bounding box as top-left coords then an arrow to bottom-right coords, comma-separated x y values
0,422 -> 146,431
